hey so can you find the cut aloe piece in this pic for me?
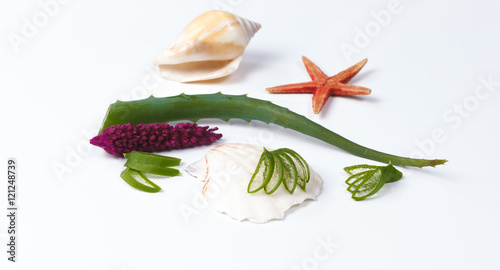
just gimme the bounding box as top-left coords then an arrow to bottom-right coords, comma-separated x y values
276,149 -> 309,191
247,149 -> 274,193
345,163 -> 403,201
264,152 -> 284,194
276,151 -> 298,194
284,148 -> 310,183
124,159 -> 181,177
124,151 -> 181,167
346,170 -> 375,192
351,170 -> 384,200
344,164 -> 378,176
120,168 -> 161,193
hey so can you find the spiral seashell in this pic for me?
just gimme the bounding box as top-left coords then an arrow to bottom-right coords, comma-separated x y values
153,10 -> 261,82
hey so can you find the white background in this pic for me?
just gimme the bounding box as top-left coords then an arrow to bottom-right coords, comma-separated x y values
1,0 -> 500,269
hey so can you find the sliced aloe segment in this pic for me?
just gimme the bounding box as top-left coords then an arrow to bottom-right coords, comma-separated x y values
343,162 -> 403,201
284,149 -> 310,183
380,162 -> 403,183
124,151 -> 181,167
276,149 -> 309,191
346,170 -> 375,192
276,151 -> 298,194
344,164 -> 378,176
247,149 -> 275,193
120,168 -> 161,193
264,152 -> 284,194
124,159 -> 181,177
351,170 -> 385,201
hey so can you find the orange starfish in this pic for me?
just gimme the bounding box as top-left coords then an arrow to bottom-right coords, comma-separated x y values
266,56 -> 371,114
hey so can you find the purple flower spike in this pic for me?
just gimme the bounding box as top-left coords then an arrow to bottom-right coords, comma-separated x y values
90,123 -> 223,157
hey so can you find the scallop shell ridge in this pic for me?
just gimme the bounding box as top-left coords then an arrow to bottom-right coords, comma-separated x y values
186,143 -> 322,223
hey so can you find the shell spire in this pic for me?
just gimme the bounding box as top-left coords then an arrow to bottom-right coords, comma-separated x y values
153,10 -> 261,82
235,15 -> 261,44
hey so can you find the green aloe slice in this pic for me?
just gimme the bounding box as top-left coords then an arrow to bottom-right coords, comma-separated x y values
98,93 -> 447,168
343,162 -> 403,201
346,170 -> 376,192
120,168 -> 161,193
344,164 -> 378,176
247,148 -> 310,195
276,151 -> 298,194
124,151 -> 181,167
276,149 -> 309,191
264,152 -> 284,194
351,170 -> 385,200
124,159 -> 181,177
247,149 -> 275,193
285,149 -> 310,183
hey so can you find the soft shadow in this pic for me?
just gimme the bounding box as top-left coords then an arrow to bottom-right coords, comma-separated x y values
187,51 -> 285,84
315,94 -> 378,121
338,95 -> 379,103
404,163 -> 452,179
349,69 -> 376,84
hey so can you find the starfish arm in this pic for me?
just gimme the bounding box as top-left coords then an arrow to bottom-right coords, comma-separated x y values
302,56 -> 328,81
330,58 -> 368,83
266,81 -> 318,93
268,57 -> 370,114
328,82 -> 371,95
312,86 -> 334,114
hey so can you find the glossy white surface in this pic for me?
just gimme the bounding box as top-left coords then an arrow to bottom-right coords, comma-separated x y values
1,0 -> 499,269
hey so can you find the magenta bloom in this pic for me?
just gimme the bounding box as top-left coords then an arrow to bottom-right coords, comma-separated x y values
90,123 -> 222,157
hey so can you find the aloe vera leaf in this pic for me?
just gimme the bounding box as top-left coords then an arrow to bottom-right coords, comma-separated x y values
124,159 -> 181,177
351,174 -> 386,201
99,93 -> 447,168
248,149 -> 274,193
276,152 -> 298,194
264,152 -> 284,194
120,168 -> 161,193
124,151 -> 181,167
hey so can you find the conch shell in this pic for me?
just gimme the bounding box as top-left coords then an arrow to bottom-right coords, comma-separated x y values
186,144 -> 323,223
154,10 -> 261,82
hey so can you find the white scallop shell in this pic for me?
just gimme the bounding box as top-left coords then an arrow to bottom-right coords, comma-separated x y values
186,143 -> 323,223
154,10 -> 261,82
